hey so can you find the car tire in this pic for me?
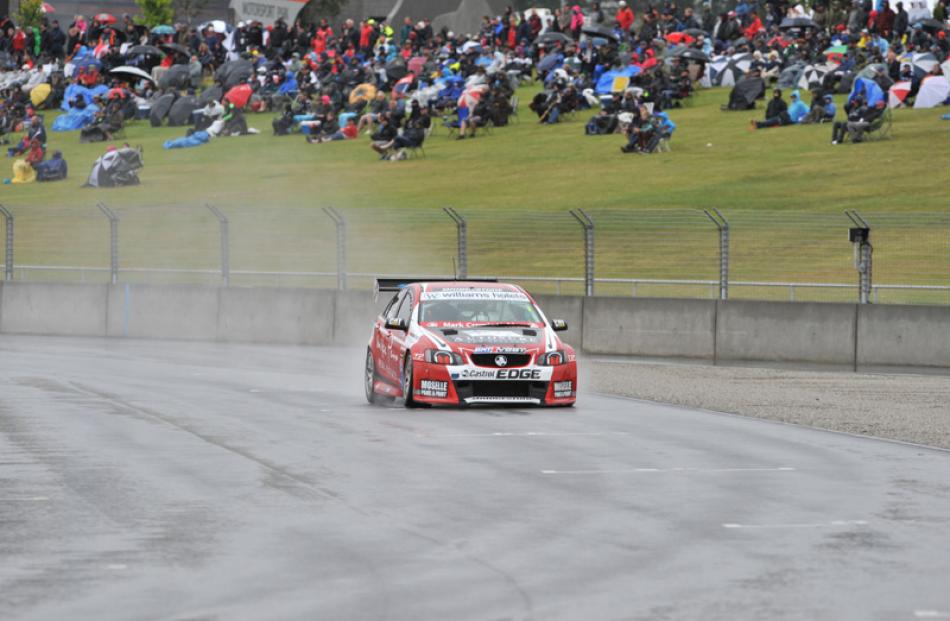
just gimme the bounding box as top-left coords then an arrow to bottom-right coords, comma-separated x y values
402,356 -> 417,408
365,348 -> 379,404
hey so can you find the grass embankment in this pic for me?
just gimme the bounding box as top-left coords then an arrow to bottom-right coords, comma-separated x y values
2,86 -> 948,302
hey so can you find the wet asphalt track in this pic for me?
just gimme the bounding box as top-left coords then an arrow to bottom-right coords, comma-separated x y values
1,335 -> 949,621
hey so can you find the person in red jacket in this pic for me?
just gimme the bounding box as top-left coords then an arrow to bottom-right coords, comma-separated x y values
616,1 -> 635,33
744,12 -> 764,40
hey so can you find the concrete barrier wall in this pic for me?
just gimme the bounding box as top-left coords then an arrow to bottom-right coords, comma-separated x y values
0,282 -> 108,337
857,304 -> 950,368
1,282 -> 948,370
716,300 -> 857,365
218,287 -> 334,345
582,297 -> 716,358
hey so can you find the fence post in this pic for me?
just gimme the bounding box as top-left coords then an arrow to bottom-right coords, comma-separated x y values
322,206 -> 347,290
443,207 -> 468,278
569,209 -> 595,297
205,204 -> 230,286
96,203 -> 119,285
845,210 -> 872,304
703,208 -> 729,300
0,205 -> 12,281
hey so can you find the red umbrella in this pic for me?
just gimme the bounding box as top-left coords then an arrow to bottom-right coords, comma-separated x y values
665,32 -> 695,45
225,83 -> 252,108
41,2 -> 55,13
888,80 -> 911,107
95,13 -> 117,24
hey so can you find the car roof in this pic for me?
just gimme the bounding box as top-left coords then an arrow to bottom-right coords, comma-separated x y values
421,281 -> 524,292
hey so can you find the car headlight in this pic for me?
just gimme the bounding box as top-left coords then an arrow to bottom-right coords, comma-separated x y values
537,350 -> 567,366
424,349 -> 463,365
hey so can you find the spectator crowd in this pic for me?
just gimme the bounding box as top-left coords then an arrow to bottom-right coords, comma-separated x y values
0,0 -> 948,182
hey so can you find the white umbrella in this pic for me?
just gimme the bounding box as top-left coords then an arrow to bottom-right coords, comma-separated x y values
109,65 -> 156,83
199,20 -> 231,34
797,62 -> 837,90
913,75 -> 950,108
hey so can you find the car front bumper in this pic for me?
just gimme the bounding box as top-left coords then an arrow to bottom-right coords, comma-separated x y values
412,360 -> 577,406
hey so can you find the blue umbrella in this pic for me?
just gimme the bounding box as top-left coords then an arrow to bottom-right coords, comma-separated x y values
595,66 -> 641,94
536,53 -> 562,73
74,56 -> 102,71
151,24 -> 175,35
848,76 -> 884,108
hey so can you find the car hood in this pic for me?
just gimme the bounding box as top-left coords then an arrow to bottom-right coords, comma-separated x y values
435,326 -> 545,347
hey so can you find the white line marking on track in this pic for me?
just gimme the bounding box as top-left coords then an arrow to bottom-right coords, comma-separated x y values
916,611 -> 950,618
722,520 -> 869,529
541,467 -> 796,475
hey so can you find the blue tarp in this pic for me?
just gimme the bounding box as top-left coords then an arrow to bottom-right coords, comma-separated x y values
595,66 -> 642,94
61,84 -> 109,111
277,76 -> 298,94
163,130 -> 210,149
848,77 -> 885,107
51,105 -> 99,131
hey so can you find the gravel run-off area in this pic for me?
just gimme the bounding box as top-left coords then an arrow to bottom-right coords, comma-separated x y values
585,358 -> 950,450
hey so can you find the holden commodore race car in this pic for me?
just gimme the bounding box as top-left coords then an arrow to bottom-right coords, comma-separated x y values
365,279 -> 577,407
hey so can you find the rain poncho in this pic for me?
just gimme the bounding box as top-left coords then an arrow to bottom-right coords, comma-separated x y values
788,90 -> 810,123
52,104 -> 99,131
164,130 -> 210,149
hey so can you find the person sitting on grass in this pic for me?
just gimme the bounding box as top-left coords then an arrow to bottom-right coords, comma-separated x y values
801,93 -> 836,124
621,106 -> 657,154
787,90 -> 809,124
307,116 -> 358,143
750,89 -> 791,130
8,137 -> 43,184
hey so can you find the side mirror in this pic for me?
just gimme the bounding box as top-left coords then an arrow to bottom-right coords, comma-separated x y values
551,319 -> 568,332
385,318 -> 409,331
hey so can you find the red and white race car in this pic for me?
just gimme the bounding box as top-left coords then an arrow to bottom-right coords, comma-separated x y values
365,279 -> 578,407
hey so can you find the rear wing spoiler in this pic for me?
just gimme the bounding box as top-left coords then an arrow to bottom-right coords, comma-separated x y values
374,277 -> 499,299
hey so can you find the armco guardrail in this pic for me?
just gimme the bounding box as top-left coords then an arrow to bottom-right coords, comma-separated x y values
0,282 -> 948,370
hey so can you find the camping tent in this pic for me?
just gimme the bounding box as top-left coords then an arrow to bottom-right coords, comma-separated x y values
85,147 -> 144,187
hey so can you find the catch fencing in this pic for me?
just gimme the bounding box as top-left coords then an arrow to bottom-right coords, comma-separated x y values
0,203 -> 948,305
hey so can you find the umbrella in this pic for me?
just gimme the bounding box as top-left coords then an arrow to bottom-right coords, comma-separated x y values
858,63 -> 888,80
159,64 -> 192,89
673,47 -> 709,62
538,32 -> 571,45
197,85 -> 223,106
779,17 -> 817,30
460,40 -> 481,54
888,80 -> 912,107
168,95 -> 199,126
225,83 -> 252,108
797,63 -> 836,90
778,62 -> 806,89
30,83 -> 51,106
900,52 -> 939,79
149,92 -> 176,126
41,2 -> 54,12
161,42 -> 190,58
216,58 -> 254,88
110,65 -> 155,83
913,75 -> 950,108
536,53 -> 561,73
912,19 -> 945,33
591,37 -> 609,47
385,60 -> 408,82
823,45 -> 848,62
943,59 -> 950,81
126,45 -> 162,57
392,74 -> 414,99
151,24 -> 175,35
95,13 -> 116,24
74,56 -> 102,71
665,32 -> 695,45
582,24 -> 620,42
349,82 -> 377,105
684,28 -> 707,37
198,20 -> 230,34
713,55 -> 751,87
408,56 -> 427,75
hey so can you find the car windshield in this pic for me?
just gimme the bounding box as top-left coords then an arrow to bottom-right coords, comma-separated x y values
418,289 -> 543,325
